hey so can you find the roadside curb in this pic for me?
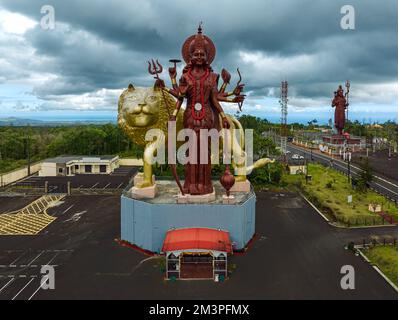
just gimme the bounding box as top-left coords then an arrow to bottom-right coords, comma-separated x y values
330,223 -> 397,230
299,193 -> 330,222
357,248 -> 398,293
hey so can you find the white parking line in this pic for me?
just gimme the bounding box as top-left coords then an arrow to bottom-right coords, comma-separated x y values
28,277 -> 46,301
90,182 -> 99,189
12,278 -> 34,300
28,252 -> 60,301
10,252 -> 27,266
27,251 -> 45,267
61,205 -> 74,215
117,183 -> 124,189
45,252 -> 60,266
0,278 -> 15,294
103,183 -> 111,189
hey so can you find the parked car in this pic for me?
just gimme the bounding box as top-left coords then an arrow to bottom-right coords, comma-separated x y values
292,154 -> 305,160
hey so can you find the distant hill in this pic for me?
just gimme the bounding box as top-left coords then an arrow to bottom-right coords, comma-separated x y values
0,117 -> 44,126
0,117 -> 115,126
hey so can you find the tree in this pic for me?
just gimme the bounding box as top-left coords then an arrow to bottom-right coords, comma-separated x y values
357,157 -> 373,192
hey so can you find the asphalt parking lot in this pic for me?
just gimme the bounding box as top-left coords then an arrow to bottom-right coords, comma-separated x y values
0,190 -> 397,300
0,196 -> 39,213
12,166 -> 138,191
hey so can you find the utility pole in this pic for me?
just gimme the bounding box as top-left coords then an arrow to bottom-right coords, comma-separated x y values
25,126 -> 31,176
347,150 -> 352,183
279,80 -> 288,161
389,142 -> 392,158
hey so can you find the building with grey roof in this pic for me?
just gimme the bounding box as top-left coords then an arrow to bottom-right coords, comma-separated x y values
39,155 -> 119,177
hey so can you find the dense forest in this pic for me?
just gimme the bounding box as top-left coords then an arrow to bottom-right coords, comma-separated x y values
0,115 -> 278,174
0,124 -> 143,173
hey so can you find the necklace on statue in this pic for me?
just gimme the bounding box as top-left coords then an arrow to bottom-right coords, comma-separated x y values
188,68 -> 209,121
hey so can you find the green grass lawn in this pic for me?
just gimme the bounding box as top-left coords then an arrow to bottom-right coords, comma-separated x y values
365,246 -> 398,287
282,163 -> 398,226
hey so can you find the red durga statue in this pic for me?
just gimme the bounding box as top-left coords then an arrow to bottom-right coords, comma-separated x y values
154,24 -> 245,196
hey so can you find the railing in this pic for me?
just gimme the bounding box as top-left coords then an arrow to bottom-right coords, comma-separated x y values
335,215 -> 396,227
352,238 -> 398,249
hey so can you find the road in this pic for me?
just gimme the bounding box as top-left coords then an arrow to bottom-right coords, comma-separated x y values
287,143 -> 398,203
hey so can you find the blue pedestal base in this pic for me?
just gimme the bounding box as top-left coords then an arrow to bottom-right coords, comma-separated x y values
120,181 -> 256,253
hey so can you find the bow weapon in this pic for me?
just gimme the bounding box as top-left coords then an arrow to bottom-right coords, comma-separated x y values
237,68 -> 244,112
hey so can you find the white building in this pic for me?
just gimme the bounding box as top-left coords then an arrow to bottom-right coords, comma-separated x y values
39,155 -> 119,177
286,155 -> 307,175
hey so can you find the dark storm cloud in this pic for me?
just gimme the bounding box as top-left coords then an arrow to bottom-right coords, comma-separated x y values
1,0 -> 398,108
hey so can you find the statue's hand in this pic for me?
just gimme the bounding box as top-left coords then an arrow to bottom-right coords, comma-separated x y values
253,158 -> 275,169
221,69 -> 231,84
155,79 -> 166,89
222,117 -> 230,129
233,95 -> 245,103
233,84 -> 245,96
169,67 -> 177,79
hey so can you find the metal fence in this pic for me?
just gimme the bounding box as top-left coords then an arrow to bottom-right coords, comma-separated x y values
354,238 -> 398,249
336,215 -> 397,227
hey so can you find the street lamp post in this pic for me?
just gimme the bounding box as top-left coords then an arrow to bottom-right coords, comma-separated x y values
24,128 -> 31,176
347,151 -> 352,183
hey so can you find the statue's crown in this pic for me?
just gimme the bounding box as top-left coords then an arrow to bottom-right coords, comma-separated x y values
181,24 -> 216,64
190,23 -> 206,53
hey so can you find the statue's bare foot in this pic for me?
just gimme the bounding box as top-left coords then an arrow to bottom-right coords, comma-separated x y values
136,180 -> 153,188
189,185 -> 200,195
235,175 -> 246,182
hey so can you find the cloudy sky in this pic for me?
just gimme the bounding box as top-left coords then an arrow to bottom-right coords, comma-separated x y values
0,0 -> 397,123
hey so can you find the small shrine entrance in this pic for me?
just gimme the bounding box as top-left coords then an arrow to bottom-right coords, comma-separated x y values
180,253 -> 213,279
162,228 -> 232,281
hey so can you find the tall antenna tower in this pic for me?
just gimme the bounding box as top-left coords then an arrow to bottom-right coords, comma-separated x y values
279,80 -> 288,159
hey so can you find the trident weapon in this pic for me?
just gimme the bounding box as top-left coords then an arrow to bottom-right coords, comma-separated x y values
345,80 -> 350,121
148,59 -> 170,117
147,58 -> 185,195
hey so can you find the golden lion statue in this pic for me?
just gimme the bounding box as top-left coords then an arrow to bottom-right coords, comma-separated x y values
118,84 -> 273,188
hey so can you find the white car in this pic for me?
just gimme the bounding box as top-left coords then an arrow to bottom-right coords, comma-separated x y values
292,154 -> 305,160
